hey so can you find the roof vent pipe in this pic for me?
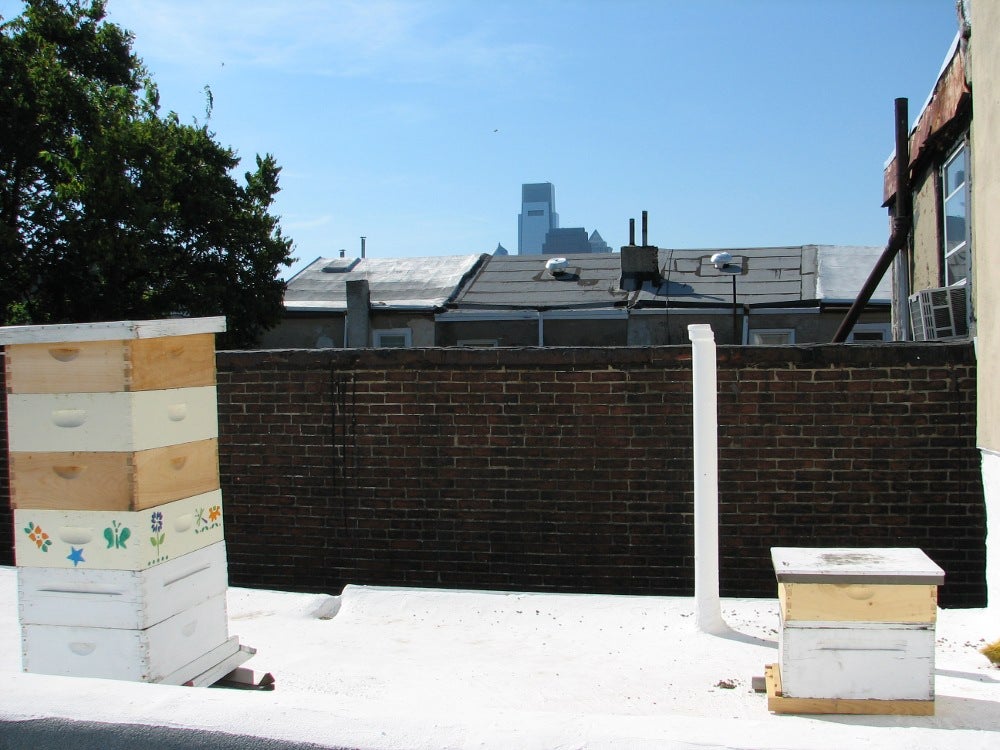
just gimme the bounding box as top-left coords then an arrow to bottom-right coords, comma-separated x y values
642,210 -> 648,246
629,218 -> 636,246
545,257 -> 569,276
688,323 -> 730,636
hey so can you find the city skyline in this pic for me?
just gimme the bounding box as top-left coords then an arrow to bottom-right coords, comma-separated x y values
1,0 -> 960,278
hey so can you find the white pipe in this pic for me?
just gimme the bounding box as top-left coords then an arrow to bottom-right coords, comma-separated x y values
688,324 -> 728,634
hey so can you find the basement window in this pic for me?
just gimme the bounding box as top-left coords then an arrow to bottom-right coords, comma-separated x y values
457,339 -> 499,347
749,329 -> 795,345
373,328 -> 412,348
847,323 -> 891,343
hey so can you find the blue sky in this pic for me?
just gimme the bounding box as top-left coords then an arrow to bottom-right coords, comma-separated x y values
3,1 -> 960,278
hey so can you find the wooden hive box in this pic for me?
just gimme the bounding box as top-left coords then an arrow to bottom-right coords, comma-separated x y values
769,547 -> 944,708
9,438 -> 220,512
3,320 -> 221,395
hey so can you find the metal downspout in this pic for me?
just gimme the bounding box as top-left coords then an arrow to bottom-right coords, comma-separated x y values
832,98 -> 912,343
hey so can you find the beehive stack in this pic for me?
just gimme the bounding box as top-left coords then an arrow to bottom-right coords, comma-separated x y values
1,317 -> 251,684
767,547 -> 944,715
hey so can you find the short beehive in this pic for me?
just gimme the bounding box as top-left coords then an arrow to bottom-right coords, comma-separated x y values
768,547 -> 944,714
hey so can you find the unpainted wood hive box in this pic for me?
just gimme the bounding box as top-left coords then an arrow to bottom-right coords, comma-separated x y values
771,547 -> 945,703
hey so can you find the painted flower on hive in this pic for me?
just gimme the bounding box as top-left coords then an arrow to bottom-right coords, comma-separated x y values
23,522 -> 51,552
150,511 -> 166,556
208,506 -> 221,523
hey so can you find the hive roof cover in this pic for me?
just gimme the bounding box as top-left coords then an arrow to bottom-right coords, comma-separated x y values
771,547 -> 945,584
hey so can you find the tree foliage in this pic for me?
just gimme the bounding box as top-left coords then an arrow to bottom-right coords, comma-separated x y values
0,0 -> 294,347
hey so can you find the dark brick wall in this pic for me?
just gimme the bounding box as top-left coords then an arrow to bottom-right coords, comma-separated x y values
0,343 -> 986,606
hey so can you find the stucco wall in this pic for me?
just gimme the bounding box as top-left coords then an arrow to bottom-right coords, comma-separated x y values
973,4 -> 1000,453
910,166 -> 942,293
972,2 -> 1000,608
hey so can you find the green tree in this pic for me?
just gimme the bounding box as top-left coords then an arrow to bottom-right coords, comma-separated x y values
0,0 -> 293,347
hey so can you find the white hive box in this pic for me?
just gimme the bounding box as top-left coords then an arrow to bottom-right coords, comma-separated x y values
18,541 -> 229,629
770,547 -> 944,709
21,593 -> 231,683
14,489 -> 225,570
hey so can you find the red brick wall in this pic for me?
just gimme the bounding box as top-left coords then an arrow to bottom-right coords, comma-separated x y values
0,344 -> 985,607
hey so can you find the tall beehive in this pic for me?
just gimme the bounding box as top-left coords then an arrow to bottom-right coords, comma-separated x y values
1,317 -> 250,684
767,547 -> 944,715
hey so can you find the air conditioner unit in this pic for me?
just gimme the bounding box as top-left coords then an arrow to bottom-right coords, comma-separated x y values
908,285 -> 968,341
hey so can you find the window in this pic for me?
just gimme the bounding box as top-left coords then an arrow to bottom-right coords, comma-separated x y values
527,209 -> 544,216
373,328 -> 411,348
456,339 -> 499,347
749,329 -> 794,345
847,323 -> 890,343
942,142 -> 970,286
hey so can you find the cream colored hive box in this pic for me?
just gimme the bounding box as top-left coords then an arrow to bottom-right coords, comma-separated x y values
15,489 -> 224,570
768,547 -> 944,714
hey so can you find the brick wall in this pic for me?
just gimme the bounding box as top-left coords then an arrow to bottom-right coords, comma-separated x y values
0,343 -> 986,607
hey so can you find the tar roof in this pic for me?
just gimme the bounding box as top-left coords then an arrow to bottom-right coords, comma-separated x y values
450,245 -> 885,310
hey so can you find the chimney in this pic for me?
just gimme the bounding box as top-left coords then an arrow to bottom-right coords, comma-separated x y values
619,210 -> 660,292
345,278 -> 370,347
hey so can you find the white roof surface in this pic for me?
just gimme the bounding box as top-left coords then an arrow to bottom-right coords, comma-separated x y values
1,567 -> 998,749
815,245 -> 892,303
283,254 -> 484,311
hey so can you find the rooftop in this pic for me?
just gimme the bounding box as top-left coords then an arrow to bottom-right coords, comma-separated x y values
1,567 -> 998,749
449,245 -> 888,311
283,254 -> 485,312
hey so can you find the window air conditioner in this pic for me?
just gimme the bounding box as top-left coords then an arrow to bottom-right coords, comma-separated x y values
908,285 -> 968,341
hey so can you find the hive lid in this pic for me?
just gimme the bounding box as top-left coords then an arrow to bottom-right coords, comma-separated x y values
0,316 -> 226,345
771,547 -> 945,585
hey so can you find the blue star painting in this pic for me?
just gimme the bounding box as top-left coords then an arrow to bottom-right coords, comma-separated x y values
67,547 -> 85,567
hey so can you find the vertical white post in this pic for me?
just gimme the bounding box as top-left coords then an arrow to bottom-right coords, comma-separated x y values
688,324 -> 728,634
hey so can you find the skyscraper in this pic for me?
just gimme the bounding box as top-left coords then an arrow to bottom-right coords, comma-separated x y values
518,183 -> 559,255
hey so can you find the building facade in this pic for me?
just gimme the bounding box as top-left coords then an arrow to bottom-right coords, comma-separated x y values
882,0 -> 997,608
517,183 -> 559,255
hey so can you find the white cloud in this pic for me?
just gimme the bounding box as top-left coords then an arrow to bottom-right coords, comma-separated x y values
109,0 -> 548,86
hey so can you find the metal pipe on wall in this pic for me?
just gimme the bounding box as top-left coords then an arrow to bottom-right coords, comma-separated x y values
833,98 -> 911,343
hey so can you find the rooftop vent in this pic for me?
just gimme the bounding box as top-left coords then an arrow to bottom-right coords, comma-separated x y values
323,258 -> 361,273
545,257 -> 569,276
